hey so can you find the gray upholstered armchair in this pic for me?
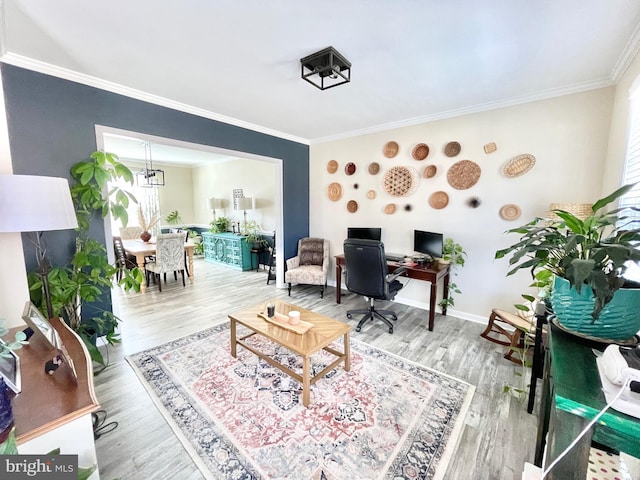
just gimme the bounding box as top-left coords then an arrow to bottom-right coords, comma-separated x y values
285,237 -> 330,298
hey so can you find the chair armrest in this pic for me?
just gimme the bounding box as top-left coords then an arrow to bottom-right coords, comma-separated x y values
387,266 -> 407,282
286,256 -> 300,270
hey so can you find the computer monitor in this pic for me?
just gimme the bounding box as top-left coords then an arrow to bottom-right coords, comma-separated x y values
413,230 -> 443,258
347,227 -> 382,241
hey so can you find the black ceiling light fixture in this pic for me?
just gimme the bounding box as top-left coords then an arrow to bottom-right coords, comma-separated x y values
136,141 -> 165,187
300,46 -> 351,90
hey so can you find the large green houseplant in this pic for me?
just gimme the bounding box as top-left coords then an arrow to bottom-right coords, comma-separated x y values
495,184 -> 640,340
28,151 -> 143,366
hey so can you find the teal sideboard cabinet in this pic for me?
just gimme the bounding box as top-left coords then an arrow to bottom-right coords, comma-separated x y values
202,232 -> 252,271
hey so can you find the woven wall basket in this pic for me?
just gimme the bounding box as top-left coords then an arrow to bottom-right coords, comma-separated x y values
447,160 -> 481,190
547,203 -> 593,221
383,166 -> 419,197
503,154 -> 535,178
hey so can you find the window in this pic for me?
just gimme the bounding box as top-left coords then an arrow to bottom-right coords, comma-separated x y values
620,91 -> 640,230
621,87 -> 640,283
109,176 -> 161,237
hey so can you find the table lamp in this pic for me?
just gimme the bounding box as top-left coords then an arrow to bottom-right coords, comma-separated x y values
0,175 -> 78,319
208,197 -> 223,221
235,196 -> 253,231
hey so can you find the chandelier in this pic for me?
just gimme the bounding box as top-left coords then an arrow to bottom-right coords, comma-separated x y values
136,141 -> 165,187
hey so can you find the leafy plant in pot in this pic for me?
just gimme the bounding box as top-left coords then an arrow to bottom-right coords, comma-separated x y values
495,184 -> 640,341
438,237 -> 467,309
27,151 -> 143,367
209,216 -> 230,233
241,220 -> 268,249
0,319 -> 26,452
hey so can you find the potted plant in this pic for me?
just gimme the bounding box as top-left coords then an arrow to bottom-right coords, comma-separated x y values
495,184 -> 640,341
209,216 -> 230,233
241,220 -> 268,249
438,237 -> 467,309
0,319 -> 26,453
165,210 -> 205,255
27,151 -> 143,367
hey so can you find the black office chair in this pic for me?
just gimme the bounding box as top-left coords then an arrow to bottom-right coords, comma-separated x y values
343,238 -> 407,334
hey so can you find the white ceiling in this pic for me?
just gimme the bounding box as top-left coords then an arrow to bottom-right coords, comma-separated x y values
102,132 -> 233,167
2,0 -> 640,145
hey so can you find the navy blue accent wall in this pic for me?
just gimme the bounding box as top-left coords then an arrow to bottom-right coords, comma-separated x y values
1,64 -> 309,304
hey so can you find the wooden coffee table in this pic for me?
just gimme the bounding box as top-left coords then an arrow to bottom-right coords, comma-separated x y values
228,300 -> 351,407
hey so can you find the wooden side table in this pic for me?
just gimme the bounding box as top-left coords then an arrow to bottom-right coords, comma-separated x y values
535,322 -> 640,478
6,318 -> 101,478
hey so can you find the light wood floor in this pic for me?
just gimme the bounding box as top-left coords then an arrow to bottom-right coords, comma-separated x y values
94,258 -> 539,480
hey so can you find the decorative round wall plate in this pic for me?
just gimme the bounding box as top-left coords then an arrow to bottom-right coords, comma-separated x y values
384,203 -> 397,214
423,164 -> 437,178
327,160 -> 338,173
503,154 -> 535,178
345,162 -> 356,175
327,182 -> 342,201
383,166 -> 420,197
429,191 -> 449,209
368,162 -> 380,175
367,189 -> 376,199
444,141 -> 461,157
499,204 -> 521,221
412,143 -> 429,161
347,200 -> 358,213
447,160 -> 481,190
483,142 -> 497,154
383,141 -> 399,158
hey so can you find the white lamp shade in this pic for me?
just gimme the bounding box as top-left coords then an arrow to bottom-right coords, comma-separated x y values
208,198 -> 223,209
236,197 -> 253,210
0,175 -> 78,232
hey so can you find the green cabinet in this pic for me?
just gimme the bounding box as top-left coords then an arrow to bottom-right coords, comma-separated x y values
202,232 -> 252,271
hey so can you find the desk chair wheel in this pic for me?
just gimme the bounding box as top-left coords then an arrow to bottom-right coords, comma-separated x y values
347,313 -> 353,319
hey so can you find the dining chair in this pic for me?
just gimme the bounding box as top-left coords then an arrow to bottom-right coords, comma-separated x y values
112,236 -> 137,281
144,233 -> 186,292
169,228 -> 191,277
119,226 -> 143,240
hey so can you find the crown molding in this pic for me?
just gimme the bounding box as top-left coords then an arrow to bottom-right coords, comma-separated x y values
611,22 -> 640,83
0,52 -> 309,146
0,51 -> 621,147
0,0 -> 7,59
311,78 -> 615,144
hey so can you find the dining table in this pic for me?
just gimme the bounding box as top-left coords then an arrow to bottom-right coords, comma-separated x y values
122,238 -> 195,293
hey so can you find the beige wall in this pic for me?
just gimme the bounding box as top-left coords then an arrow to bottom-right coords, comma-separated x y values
192,158 -> 278,233
157,164 -> 196,226
121,157 -> 278,234
310,87 -> 616,322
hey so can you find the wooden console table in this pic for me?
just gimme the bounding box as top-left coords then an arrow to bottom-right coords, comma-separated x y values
6,318 -> 101,478
334,255 -> 449,331
202,232 -> 252,271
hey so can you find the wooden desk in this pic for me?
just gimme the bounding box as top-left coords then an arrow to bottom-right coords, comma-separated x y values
123,239 -> 195,293
334,255 -> 450,331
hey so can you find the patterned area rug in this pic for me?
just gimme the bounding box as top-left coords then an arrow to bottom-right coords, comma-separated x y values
126,322 -> 474,480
